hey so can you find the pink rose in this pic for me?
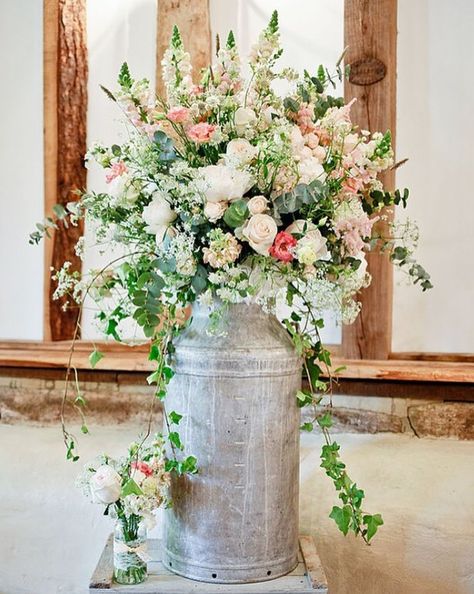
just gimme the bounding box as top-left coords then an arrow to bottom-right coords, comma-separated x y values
167,106 -> 189,123
269,231 -> 297,262
131,461 -> 153,477
188,122 -> 217,143
105,161 -> 127,183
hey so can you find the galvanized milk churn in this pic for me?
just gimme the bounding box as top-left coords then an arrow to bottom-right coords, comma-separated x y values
162,303 -> 302,583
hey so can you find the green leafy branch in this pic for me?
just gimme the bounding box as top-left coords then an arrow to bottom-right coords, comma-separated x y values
285,281 -> 383,544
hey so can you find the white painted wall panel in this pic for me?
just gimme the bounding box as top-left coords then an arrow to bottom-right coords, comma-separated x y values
0,0 -> 44,339
393,0 -> 474,352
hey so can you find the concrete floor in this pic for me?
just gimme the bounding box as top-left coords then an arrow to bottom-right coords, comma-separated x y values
1,424 -> 473,594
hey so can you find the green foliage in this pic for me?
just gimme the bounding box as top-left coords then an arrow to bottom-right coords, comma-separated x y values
268,10 -> 279,34
226,30 -> 236,49
168,431 -> 184,450
66,439 -> 79,462
89,349 -> 104,369
169,411 -> 183,425
223,199 -> 249,228
321,442 -> 383,543
153,130 -> 176,162
171,24 -> 183,49
118,62 -> 133,90
121,478 -> 143,497
191,264 -> 208,295
274,180 -> 328,214
165,455 -> 198,475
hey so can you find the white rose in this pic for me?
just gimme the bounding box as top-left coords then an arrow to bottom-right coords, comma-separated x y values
286,219 -> 328,264
204,200 -> 227,222
90,465 -> 121,505
247,195 -> 268,215
234,107 -> 257,135
225,138 -> 258,166
198,164 -> 253,203
242,214 -> 278,255
142,193 -> 177,242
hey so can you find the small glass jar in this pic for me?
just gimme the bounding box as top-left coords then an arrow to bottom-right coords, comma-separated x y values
113,516 -> 148,585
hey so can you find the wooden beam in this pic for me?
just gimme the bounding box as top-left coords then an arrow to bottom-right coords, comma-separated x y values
342,0 -> 397,359
43,0 -> 87,340
155,0 -> 211,98
0,342 -> 473,383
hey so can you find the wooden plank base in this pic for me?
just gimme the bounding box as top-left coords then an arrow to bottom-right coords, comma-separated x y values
90,536 -> 327,593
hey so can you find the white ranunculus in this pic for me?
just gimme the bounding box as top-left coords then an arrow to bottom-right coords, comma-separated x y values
242,214 -> 278,255
225,138 -> 258,166
142,193 -> 177,242
247,195 -> 268,215
286,219 -> 328,264
90,465 -> 121,505
234,107 -> 257,135
198,164 -> 253,203
204,200 -> 227,222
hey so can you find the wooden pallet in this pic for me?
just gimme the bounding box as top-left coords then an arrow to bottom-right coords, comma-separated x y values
90,535 -> 328,594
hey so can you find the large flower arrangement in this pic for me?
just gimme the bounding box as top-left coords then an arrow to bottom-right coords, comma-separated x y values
33,12 -> 431,544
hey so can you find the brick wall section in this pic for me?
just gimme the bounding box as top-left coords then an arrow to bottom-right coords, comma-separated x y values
1,368 -> 472,438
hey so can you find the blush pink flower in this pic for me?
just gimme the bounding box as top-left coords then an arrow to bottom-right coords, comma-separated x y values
297,105 -> 315,135
187,122 -> 217,143
167,106 -> 189,123
269,231 -> 297,262
105,161 -> 127,183
335,215 -> 377,256
131,461 -> 153,477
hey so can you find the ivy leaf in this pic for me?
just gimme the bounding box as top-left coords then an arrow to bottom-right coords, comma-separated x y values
317,411 -> 333,429
329,505 -> 352,535
89,349 -> 104,369
169,411 -> 183,425
300,422 -> 314,432
168,431 -> 184,450
180,455 -> 198,474
296,389 -> 313,408
363,514 -> 384,542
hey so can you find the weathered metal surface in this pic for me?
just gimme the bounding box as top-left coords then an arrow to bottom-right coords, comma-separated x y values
162,304 -> 302,583
89,537 -> 327,593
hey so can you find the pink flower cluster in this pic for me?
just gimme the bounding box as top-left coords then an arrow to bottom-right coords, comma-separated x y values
187,122 -> 217,143
105,161 -> 127,183
334,215 -> 377,256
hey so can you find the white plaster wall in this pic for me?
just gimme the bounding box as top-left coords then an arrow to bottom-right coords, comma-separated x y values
82,0 -> 158,339
1,424 -> 473,594
393,0 -> 474,352
0,0 -> 44,340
